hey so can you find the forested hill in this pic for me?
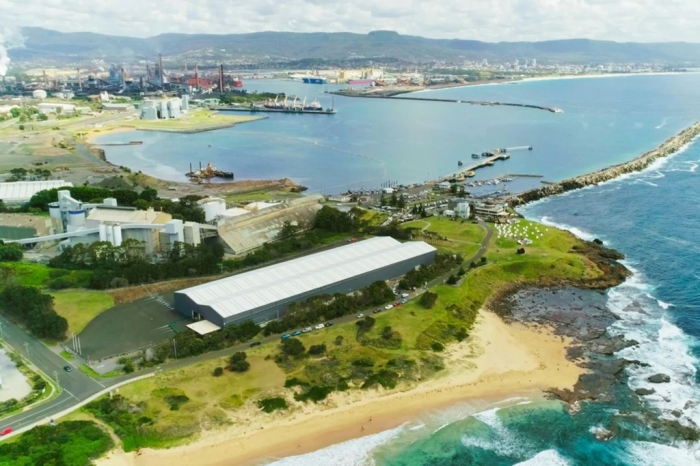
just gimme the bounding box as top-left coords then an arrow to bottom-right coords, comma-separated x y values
13,27 -> 700,65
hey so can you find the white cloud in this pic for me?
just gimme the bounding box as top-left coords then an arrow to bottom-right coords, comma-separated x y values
0,0 -> 697,42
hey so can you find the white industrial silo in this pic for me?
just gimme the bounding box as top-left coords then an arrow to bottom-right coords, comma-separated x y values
168,98 -> 182,118
68,210 -> 86,227
32,89 -> 47,100
197,197 -> 226,222
49,203 -> 62,220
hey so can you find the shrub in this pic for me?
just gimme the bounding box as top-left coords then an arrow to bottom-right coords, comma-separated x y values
213,367 -> 224,377
517,248 -> 526,255
352,357 -> 375,367
281,338 -> 305,356
258,397 -> 288,413
294,385 -> 333,403
334,335 -> 344,346
165,394 -> 190,410
284,377 -> 309,388
229,352 -> 250,372
362,370 -> 399,390
455,327 -> 469,342
308,344 -> 326,355
122,360 -> 135,373
419,292 -> 438,309
446,274 -> 459,285
430,342 -> 445,352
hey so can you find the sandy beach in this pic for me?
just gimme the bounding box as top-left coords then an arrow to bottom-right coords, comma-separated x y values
96,311 -> 584,466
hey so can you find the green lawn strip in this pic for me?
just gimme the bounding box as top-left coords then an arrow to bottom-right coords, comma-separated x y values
51,290 -> 114,335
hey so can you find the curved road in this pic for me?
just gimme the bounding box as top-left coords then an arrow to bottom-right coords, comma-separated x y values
0,220 -> 493,438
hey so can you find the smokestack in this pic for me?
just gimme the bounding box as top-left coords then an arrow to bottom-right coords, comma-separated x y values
219,64 -> 224,93
121,67 -> 125,87
43,70 -> 48,88
77,68 -> 82,90
159,53 -> 164,87
194,64 -> 199,90
184,62 -> 188,73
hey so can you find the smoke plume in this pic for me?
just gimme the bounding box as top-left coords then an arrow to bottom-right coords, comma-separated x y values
0,27 -> 26,77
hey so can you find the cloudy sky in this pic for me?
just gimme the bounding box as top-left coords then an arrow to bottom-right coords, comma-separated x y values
0,0 -> 696,42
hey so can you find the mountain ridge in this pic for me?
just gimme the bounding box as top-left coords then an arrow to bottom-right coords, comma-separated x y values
12,27 -> 700,65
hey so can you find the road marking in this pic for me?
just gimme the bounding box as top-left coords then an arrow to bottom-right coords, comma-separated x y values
8,397 -> 72,427
64,389 -> 79,401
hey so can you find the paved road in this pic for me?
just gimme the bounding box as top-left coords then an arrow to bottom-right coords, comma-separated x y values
0,221 -> 494,435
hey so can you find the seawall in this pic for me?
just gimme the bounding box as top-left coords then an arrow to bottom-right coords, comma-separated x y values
512,121 -> 700,206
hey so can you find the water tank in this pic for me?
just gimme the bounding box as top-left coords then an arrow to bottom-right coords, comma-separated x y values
197,197 -> 226,222
68,210 -> 86,227
32,89 -> 47,100
48,203 -> 62,220
181,95 -> 189,111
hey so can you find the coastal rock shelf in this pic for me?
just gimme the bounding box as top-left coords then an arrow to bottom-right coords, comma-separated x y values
514,121 -> 700,205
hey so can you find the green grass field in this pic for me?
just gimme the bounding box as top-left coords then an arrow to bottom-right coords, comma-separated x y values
120,109 -> 261,131
0,262 -> 51,287
404,216 -> 486,256
52,291 -> 115,334
74,217 -> 604,451
224,189 -> 303,204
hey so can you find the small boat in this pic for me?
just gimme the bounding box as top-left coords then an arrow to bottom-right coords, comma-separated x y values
458,160 -> 463,166
471,153 -> 480,159
128,141 -> 143,145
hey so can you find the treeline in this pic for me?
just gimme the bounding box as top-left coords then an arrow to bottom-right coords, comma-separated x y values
0,284 -> 68,340
0,420 -> 113,466
398,253 -> 463,289
48,240 -> 225,290
263,281 -> 395,336
28,186 -> 206,223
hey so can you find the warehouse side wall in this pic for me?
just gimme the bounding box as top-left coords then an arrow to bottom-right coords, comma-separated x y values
174,249 -> 436,327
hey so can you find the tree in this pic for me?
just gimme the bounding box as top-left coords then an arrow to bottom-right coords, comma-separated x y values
18,124 -> 24,131
419,291 -> 438,309
446,274 -> 459,285
431,342 -> 445,352
37,113 -> 48,121
213,367 -> 224,376
381,326 -> 394,340
0,241 -> 23,261
277,220 -> 299,240
397,194 -> 406,209
450,183 -> 458,194
389,191 -> 398,206
281,338 -> 305,356
229,351 -> 250,372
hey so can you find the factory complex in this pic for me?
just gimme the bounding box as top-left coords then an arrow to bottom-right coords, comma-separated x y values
174,237 -> 436,329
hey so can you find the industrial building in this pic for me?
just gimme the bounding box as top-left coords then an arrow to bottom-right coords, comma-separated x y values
0,180 -> 73,204
174,237 -> 436,328
140,96 -> 187,120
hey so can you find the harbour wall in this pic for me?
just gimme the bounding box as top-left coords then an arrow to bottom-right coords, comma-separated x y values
512,121 -> 700,206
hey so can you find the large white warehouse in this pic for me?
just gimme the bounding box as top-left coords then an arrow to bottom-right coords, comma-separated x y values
174,237 -> 437,327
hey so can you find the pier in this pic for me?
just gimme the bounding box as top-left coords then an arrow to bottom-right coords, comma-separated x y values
213,106 -> 336,115
442,153 -> 512,181
330,90 -> 562,114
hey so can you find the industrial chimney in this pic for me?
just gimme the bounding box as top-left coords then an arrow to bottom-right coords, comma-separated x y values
194,64 -> 199,90
159,53 -> 165,87
219,64 -> 224,93
77,68 -> 82,90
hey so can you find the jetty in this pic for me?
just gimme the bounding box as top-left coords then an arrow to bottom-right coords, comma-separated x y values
330,90 -> 562,114
213,106 -> 336,115
513,121 -> 700,205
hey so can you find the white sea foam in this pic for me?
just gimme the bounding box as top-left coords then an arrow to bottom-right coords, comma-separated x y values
538,216 -> 596,242
460,407 -> 533,458
623,440 -> 700,466
265,424 -> 405,466
514,449 -> 572,466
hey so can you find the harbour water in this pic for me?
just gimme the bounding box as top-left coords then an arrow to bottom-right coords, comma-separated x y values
97,74 -> 700,194
99,74 -> 700,465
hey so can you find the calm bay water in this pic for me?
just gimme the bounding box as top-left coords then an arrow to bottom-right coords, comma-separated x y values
98,74 -> 700,194
99,75 -> 700,465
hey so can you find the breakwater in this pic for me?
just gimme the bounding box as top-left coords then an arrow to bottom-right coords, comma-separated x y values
512,121 -> 700,206
330,90 -> 562,113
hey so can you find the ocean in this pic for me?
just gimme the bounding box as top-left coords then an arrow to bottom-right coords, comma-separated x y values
100,74 -> 700,464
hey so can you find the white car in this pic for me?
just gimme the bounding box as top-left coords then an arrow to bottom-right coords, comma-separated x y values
401,293 -> 409,298
314,324 -> 325,330
302,327 -> 312,333
385,304 -> 394,310
356,313 -> 365,319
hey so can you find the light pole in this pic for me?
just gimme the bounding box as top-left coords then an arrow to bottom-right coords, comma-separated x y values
23,342 -> 30,359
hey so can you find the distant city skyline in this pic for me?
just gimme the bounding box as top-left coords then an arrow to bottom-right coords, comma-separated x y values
0,0 -> 697,43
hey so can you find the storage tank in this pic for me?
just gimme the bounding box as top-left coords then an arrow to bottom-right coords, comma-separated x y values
68,210 -> 86,227
181,95 -> 189,111
197,197 -> 226,222
112,225 -> 123,247
32,89 -> 47,100
48,203 -> 62,220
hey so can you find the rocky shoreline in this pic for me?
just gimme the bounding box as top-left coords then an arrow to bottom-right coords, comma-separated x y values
488,239 -> 700,441
512,121 -> 700,206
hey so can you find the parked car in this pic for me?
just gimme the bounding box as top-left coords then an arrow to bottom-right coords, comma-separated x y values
385,304 -> 394,310
63,366 -> 72,372
0,427 -> 11,436
324,322 -> 334,327
394,301 -> 401,307
302,327 -> 312,333
249,341 -> 261,347
401,299 -> 408,304
281,334 -> 291,340
315,324 -> 325,330
373,308 -> 382,314
401,293 -> 409,298
356,313 -> 365,319
292,330 -> 302,336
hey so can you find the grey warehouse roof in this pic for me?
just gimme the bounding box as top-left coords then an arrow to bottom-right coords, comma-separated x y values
178,237 -> 436,319
0,180 -> 73,202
